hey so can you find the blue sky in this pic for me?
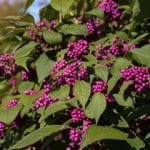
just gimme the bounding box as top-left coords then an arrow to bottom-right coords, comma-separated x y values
28,0 -> 50,21
0,0 -> 50,21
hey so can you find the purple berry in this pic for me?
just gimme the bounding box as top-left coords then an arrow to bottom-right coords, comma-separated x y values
97,0 -> 121,22
69,128 -> 81,144
0,122 -> 6,138
70,108 -> 86,122
5,99 -> 19,109
67,40 -> 88,59
92,80 -> 107,93
120,67 -> 150,92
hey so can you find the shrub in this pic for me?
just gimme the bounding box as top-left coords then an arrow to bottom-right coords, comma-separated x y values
0,0 -> 150,149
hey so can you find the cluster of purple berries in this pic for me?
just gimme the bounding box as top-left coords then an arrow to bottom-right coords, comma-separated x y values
67,40 -> 88,59
21,70 -> 29,81
85,18 -> 101,35
0,122 -> 5,138
24,89 -> 39,95
92,80 -> 107,93
5,99 -> 19,109
54,61 -> 88,86
33,82 -> 54,110
69,128 -> 81,145
120,67 -> 150,92
97,0 -> 121,21
50,60 -> 67,74
33,94 -> 54,110
82,120 -> 92,135
96,38 -> 136,60
36,20 -> 57,30
42,81 -> 52,94
0,53 -> 16,77
29,20 -> 56,42
69,108 -> 92,147
70,108 -> 86,122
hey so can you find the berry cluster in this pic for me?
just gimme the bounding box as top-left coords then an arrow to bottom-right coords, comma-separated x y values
85,18 -> 101,35
92,80 -> 107,93
67,40 -> 88,59
70,108 -> 86,122
54,61 -> 88,86
69,128 -> 81,145
50,60 -> 67,74
68,108 -> 92,147
24,89 -> 39,95
120,67 -> 150,92
4,99 -> 20,129
96,38 -> 136,60
5,99 -> 19,109
21,70 -> 29,81
29,20 -> 57,42
104,93 -> 114,104
0,122 -> 5,138
82,120 -> 92,135
0,53 -> 16,77
33,94 -> 54,110
97,0 -> 121,22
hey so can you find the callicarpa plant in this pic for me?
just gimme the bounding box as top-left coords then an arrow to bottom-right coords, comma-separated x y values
0,0 -> 150,149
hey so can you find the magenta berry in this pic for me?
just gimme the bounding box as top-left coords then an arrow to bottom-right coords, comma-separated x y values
0,53 -> 16,77
92,80 -> 107,93
54,61 -> 88,86
85,18 -> 101,35
50,60 -> 67,74
120,67 -> 150,92
21,70 -> 29,81
0,122 -> 6,138
82,120 -> 92,135
5,99 -> 19,109
69,128 -> 81,144
70,108 -> 86,122
33,94 -> 54,110
67,40 -> 88,59
97,0 -> 121,21
24,90 -> 39,95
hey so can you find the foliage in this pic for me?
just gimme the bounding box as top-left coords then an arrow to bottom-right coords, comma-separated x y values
0,0 -> 150,150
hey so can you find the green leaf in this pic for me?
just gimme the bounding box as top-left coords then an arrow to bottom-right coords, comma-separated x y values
15,57 -> 29,71
49,84 -> 70,100
25,0 -> 35,11
84,54 -> 97,63
18,81 -> 34,94
73,81 -> 91,109
15,42 -> 37,59
118,81 -> 132,95
108,58 -> 132,93
81,125 -> 145,149
40,98 -> 77,122
131,44 -> 150,67
43,30 -> 62,45
86,93 -> 106,124
40,4 -> 59,21
131,0 -> 140,20
95,65 -> 108,82
35,53 -> 54,83
130,33 -> 149,44
59,24 -> 88,36
0,104 -> 22,125
51,0 -> 74,16
20,93 -> 42,117
86,8 -> 104,19
10,125 -> 63,149
113,94 -> 134,108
